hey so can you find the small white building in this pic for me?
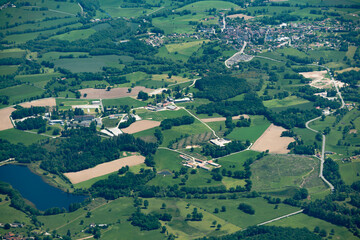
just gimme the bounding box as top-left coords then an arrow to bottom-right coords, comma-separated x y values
210,138 -> 231,147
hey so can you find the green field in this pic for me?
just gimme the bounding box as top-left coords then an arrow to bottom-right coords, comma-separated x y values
0,84 -> 44,105
217,150 -> 259,170
177,1 -> 241,12
0,65 -> 18,75
0,48 -> 25,59
15,73 -> 61,89
224,115 -> 271,142
0,129 -> 49,145
263,96 -> 311,109
102,97 -> 147,109
51,28 -> 96,41
268,213 -> 356,240
51,55 -> 125,73
251,154 -> 328,196
40,52 -> 90,61
158,40 -> 208,61
188,197 -> 300,228
339,159 -> 360,185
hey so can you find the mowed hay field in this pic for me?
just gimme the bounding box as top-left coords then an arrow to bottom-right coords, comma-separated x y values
251,155 -> 328,196
251,124 -> 294,154
64,155 -> 145,184
80,86 -> 152,99
121,120 -> 160,134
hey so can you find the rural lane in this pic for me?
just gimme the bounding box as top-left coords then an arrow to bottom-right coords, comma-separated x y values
257,209 -> 304,226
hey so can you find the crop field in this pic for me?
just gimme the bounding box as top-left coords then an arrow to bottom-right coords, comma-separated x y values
102,118 -> 120,128
161,122 -> 211,147
102,97 -> 147,108
141,198 -> 240,239
153,14 -> 209,34
51,28 -> 96,41
263,96 -> 310,109
339,159 -> 360,185
40,52 -> 90,61
0,48 -> 25,59
137,108 -> 190,121
163,40 -> 208,61
177,1 -> 241,12
153,148 -> 184,172
15,73 -> 61,89
64,155 -> 145,184
268,213 -> 356,240
251,154 -> 328,196
0,129 -> 49,145
224,115 -> 271,142
0,200 -> 31,226
217,150 -> 259,171
51,55 -> 125,73
0,84 -> 44,105
0,65 -> 18,75
188,197 -> 300,228
171,132 -> 214,149
151,74 -> 191,83
346,46 -> 357,59
1,17 -> 78,35
122,120 -> 161,134
4,23 -> 82,44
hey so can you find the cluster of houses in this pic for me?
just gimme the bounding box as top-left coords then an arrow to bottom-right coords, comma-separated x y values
180,154 -> 221,171
146,96 -> 192,111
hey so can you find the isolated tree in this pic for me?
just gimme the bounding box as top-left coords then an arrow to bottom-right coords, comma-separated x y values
144,200 -> 149,209
161,203 -> 166,209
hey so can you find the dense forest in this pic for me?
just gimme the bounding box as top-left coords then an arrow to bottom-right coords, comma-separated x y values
196,93 -> 267,116
40,128 -> 157,173
197,225 -> 321,240
194,75 -> 250,101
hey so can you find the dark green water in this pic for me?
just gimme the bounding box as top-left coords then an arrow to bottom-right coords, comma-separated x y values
0,164 -> 86,211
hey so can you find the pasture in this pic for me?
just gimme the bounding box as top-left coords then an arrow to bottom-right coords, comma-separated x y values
51,55 -> 125,73
188,197 -> 300,228
0,129 -> 49,145
0,84 -> 44,105
0,66 -> 18,75
268,213 -> 356,240
15,73 -> 61,89
263,96 -> 310,109
177,1 -> 241,12
0,48 -> 25,59
217,150 -> 259,171
251,154 -> 328,196
102,97 -> 147,109
339,160 -> 360,185
51,28 -> 96,41
224,115 -> 271,142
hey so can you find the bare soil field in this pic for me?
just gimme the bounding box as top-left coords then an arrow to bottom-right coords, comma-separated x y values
79,86 -> 153,99
227,14 -> 254,20
251,124 -> 294,154
201,115 -> 249,123
121,120 -> 160,134
0,107 -> 15,131
20,98 -> 56,107
64,155 -> 145,184
300,71 -> 346,89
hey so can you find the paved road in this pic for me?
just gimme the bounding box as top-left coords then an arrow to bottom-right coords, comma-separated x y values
305,117 -> 335,191
257,210 -> 304,226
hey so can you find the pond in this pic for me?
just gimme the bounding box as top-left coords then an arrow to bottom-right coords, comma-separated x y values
0,164 -> 86,211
